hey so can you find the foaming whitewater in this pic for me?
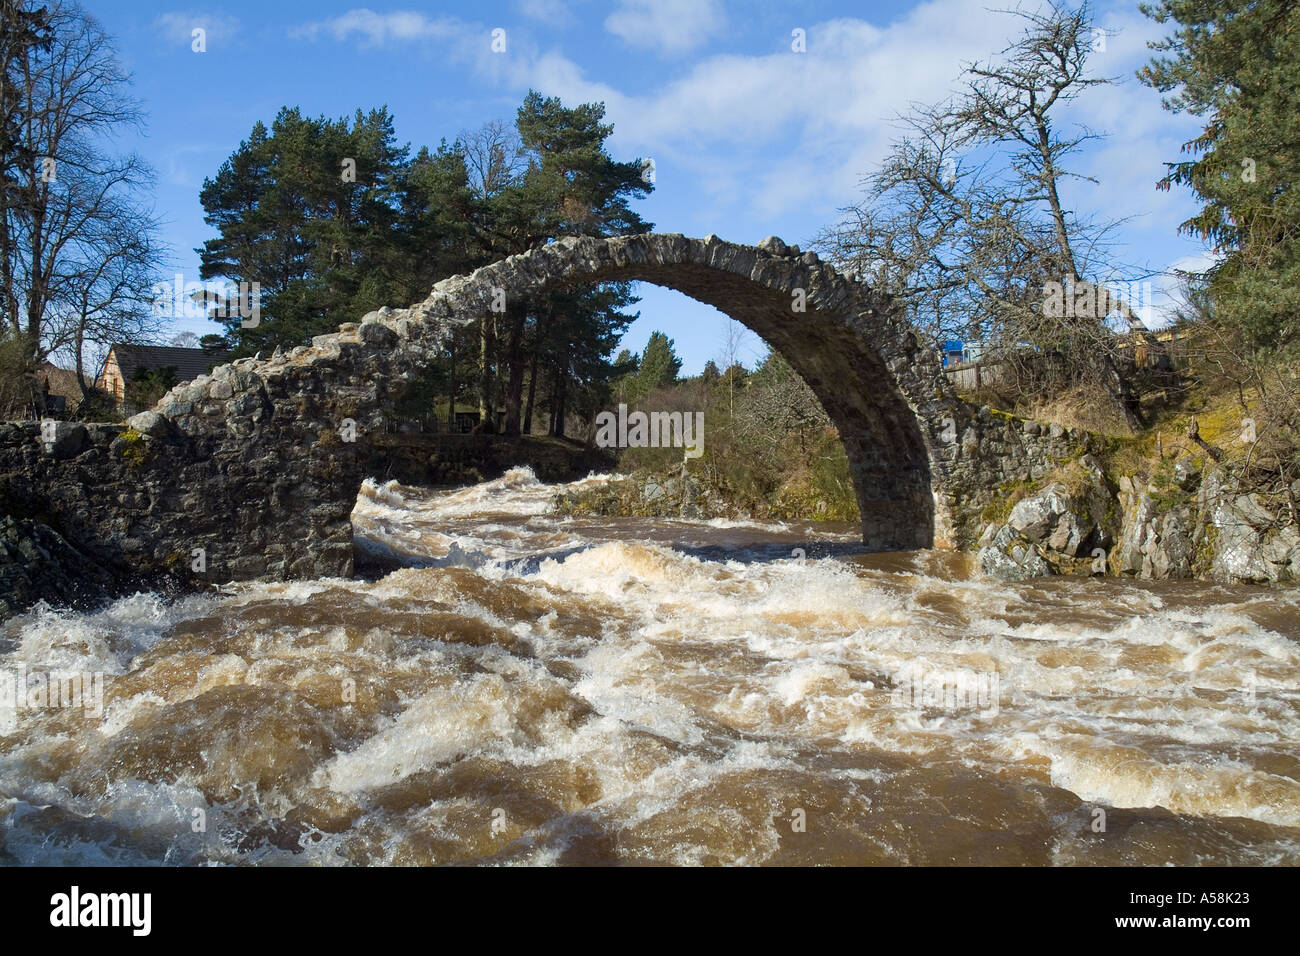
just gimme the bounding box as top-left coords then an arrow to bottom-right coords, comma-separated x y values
2,470 -> 1298,865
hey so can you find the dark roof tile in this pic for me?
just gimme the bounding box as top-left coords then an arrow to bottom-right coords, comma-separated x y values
110,344 -> 231,383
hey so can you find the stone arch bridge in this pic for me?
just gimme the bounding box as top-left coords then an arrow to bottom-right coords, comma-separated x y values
1,233 -> 1085,599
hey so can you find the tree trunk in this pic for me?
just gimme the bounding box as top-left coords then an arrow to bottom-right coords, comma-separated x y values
0,204 -> 16,333
446,342 -> 456,433
522,348 -> 539,435
523,307 -> 550,436
478,315 -> 495,432
1097,350 -> 1145,430
550,369 -> 567,438
503,315 -> 525,436
26,198 -> 45,343
73,302 -> 89,402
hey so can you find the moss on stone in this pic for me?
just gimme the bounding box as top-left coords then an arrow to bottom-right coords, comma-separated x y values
1194,522 -> 1220,575
980,478 -> 1036,524
119,428 -> 148,468
1148,455 -> 1192,511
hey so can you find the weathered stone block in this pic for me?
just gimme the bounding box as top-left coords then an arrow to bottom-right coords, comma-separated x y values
358,322 -> 398,348
127,411 -> 171,438
41,421 -> 89,459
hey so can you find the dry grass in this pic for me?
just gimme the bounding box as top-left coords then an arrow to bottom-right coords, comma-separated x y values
1022,383 -> 1137,438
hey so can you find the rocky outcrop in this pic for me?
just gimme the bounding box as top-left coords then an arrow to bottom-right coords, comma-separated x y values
1114,465 -> 1199,580
976,456 -> 1114,579
977,450 -> 1299,585
1116,461 -> 1299,585
976,524 -> 1056,581
0,515 -> 124,620
552,472 -> 728,521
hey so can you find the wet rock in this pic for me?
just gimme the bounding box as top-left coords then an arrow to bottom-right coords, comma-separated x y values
977,524 -> 1054,581
0,516 -> 118,619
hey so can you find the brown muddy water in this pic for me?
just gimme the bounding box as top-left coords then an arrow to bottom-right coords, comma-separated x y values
2,467 -> 1297,865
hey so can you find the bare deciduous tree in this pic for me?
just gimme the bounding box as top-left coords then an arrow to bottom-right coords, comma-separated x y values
718,318 -> 752,417
1,0 -> 161,395
460,119 -> 527,201
816,2 -> 1153,429
458,120 -> 528,428
55,201 -> 165,400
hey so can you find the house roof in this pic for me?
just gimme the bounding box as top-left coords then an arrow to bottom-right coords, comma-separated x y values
37,361 -> 82,400
109,344 -> 231,383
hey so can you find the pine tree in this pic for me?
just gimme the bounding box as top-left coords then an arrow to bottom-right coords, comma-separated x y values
1140,0 -> 1300,350
199,107 -> 427,353
196,92 -> 653,430
485,91 -> 652,434
634,331 -> 682,399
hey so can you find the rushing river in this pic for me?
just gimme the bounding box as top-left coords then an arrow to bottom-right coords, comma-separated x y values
2,467 -> 1298,865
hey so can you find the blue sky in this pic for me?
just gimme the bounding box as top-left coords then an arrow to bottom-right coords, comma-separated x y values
90,0 -> 1213,374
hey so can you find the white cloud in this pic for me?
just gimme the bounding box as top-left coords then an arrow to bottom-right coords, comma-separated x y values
1140,251 -> 1219,327
1167,252 -> 1217,275
280,0 -> 1211,276
1052,3 -> 1210,278
604,0 -> 725,56
516,0 -> 574,25
291,9 -> 465,47
154,11 -> 240,48
500,0 -> 1210,264
162,144 -> 218,188
507,6 -> 1014,226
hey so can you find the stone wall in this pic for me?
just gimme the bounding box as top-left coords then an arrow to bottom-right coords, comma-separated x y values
930,405 -> 1095,550
361,433 -> 616,487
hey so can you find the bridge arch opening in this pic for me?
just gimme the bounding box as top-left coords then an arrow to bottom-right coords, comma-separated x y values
360,236 -> 944,554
